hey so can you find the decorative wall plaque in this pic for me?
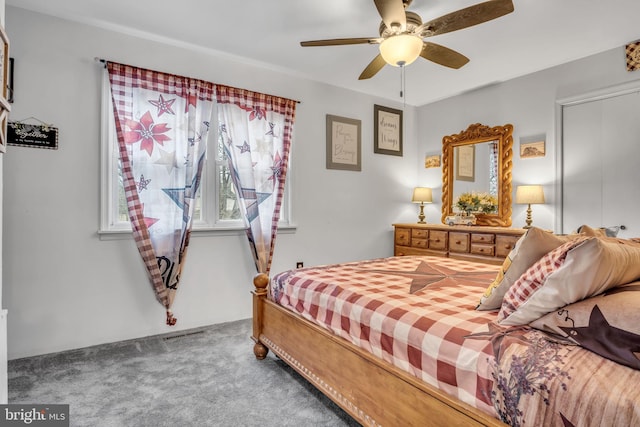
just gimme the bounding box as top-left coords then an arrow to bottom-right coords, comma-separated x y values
626,40 -> 640,71
8,121 -> 59,150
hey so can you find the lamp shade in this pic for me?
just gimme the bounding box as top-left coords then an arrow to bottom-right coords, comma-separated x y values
412,187 -> 433,203
379,34 -> 423,67
516,185 -> 545,204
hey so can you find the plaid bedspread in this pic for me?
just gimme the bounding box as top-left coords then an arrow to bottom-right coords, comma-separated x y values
270,255 -> 501,416
271,255 -> 640,426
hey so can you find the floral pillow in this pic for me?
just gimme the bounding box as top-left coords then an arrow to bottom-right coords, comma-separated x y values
531,282 -> 640,370
476,227 -> 576,310
498,236 -> 640,325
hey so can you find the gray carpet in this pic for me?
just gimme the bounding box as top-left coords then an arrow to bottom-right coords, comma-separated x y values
8,319 -> 361,426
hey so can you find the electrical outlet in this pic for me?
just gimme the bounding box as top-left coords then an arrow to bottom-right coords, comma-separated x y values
296,261 -> 304,269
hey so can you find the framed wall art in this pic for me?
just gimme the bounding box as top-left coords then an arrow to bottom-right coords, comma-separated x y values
326,114 -> 361,171
520,139 -> 546,158
373,104 -> 402,156
0,25 -> 10,153
626,40 -> 640,72
0,25 -> 8,100
425,154 -> 441,168
7,57 -> 14,103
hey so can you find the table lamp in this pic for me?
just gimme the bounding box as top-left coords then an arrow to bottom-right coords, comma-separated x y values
412,187 -> 433,224
516,185 -> 545,228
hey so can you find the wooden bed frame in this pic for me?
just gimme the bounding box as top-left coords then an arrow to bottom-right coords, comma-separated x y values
251,273 -> 506,427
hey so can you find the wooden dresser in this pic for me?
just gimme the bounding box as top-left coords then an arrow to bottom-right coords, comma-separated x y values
393,223 -> 525,265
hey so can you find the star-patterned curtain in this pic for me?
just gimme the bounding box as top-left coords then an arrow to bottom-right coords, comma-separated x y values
107,62 -> 215,325
216,86 -> 297,275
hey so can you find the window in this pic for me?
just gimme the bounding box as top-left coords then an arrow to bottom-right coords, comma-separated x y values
99,71 -> 291,234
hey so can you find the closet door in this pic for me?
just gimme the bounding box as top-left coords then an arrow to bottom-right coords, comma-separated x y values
562,91 -> 640,238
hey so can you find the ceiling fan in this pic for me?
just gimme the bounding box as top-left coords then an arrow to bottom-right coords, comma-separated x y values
300,0 -> 514,80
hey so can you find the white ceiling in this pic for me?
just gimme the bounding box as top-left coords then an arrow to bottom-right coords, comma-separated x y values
7,0 -> 640,106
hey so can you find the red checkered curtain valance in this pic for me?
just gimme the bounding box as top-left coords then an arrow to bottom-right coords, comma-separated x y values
107,62 -> 215,325
216,86 -> 297,275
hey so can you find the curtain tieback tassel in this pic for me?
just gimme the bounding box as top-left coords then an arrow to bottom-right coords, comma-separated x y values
166,309 -> 177,326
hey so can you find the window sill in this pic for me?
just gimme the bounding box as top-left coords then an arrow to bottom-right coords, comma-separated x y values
97,223 -> 298,241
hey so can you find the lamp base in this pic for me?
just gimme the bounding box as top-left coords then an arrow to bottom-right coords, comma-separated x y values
523,204 -> 533,229
417,203 -> 426,224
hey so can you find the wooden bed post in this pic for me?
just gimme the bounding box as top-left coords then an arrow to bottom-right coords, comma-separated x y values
251,273 -> 270,360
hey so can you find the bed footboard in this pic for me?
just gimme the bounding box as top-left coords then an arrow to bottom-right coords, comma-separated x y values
251,273 -> 505,427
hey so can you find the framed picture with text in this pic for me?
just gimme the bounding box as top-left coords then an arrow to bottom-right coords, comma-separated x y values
326,114 -> 361,171
373,104 -> 402,156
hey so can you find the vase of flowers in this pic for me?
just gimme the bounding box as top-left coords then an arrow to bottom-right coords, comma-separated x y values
454,192 -> 498,215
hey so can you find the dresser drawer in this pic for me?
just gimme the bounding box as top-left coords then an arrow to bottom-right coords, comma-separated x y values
471,233 -> 495,244
395,228 -> 410,246
495,235 -> 520,257
449,232 -> 470,253
411,238 -> 428,249
412,229 -> 428,239
411,229 -> 428,248
428,231 -> 448,250
471,243 -> 495,257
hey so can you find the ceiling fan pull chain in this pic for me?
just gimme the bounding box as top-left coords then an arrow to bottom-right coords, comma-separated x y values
400,65 -> 407,108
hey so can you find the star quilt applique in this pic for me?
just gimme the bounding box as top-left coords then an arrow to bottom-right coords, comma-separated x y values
364,260 -> 497,294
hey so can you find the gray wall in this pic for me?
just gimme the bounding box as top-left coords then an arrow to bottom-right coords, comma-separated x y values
4,6 -> 640,360
3,7 -> 419,359
416,47 -> 640,231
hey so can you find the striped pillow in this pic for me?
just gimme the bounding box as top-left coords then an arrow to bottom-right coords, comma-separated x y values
477,227 -> 576,310
499,236 -> 640,325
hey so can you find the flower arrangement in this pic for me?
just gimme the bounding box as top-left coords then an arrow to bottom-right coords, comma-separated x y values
455,192 -> 498,214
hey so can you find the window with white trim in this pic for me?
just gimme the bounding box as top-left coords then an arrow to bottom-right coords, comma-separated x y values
99,71 -> 291,234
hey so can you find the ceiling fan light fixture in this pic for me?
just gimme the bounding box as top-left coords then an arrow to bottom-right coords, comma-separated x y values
379,34 -> 423,67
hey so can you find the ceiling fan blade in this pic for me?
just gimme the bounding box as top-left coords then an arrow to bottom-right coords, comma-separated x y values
420,42 -> 469,69
300,37 -> 381,47
374,0 -> 407,32
422,0 -> 514,37
359,54 -> 387,80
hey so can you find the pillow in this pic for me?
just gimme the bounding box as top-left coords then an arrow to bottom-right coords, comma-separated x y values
603,226 -> 621,237
476,227 -> 577,310
498,236 -> 640,325
531,282 -> 640,370
579,224 -> 638,244
576,224 -> 607,237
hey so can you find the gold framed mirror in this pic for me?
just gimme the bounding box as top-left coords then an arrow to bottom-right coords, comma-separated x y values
441,123 -> 514,227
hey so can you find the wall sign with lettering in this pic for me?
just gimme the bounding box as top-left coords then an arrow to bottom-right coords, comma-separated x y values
373,104 -> 403,156
326,114 -> 362,171
8,121 -> 58,149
